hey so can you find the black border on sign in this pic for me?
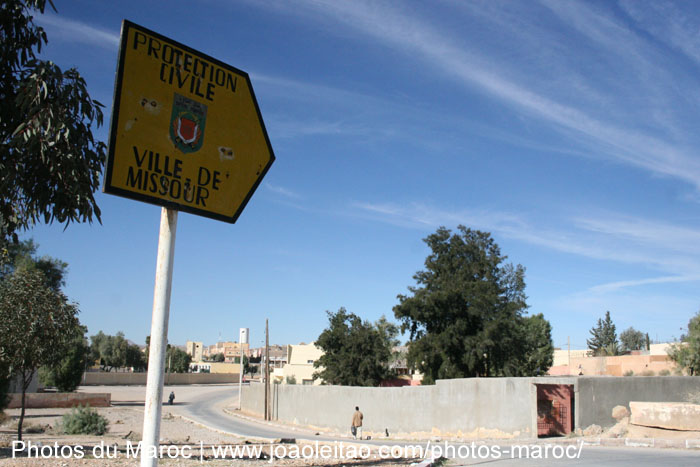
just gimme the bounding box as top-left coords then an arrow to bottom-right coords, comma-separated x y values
102,20 -> 275,224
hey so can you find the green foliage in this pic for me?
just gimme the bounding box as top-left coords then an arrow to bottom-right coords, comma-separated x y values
519,313 -> 554,376
620,327 -> 646,352
233,355 -> 250,375
0,239 -> 72,411
0,0 -> 106,244
623,370 -> 634,376
38,325 -> 89,391
167,346 -> 191,373
658,369 -> 671,376
1,239 -> 67,290
90,331 -> 145,372
314,308 -> 398,386
587,311 -> 619,356
211,352 -> 225,362
668,310 -> 700,376
61,404 -> 107,435
393,226 -> 551,383
285,375 -> 297,385
0,267 -> 81,440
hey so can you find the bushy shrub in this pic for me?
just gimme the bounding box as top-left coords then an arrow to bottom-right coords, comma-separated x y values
658,369 -> 671,376
61,405 -> 108,435
623,370 -> 634,376
285,375 -> 297,385
23,423 -> 46,434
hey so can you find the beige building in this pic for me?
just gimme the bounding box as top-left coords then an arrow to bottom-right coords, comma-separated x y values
203,341 -> 250,362
548,344 -> 678,376
552,349 -> 590,367
279,343 -> 324,385
251,344 -> 288,368
185,341 -> 204,362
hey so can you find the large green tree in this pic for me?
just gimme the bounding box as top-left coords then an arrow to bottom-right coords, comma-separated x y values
0,239 -> 75,413
90,331 -> 145,372
1,0 -> 106,245
393,226 -> 551,384
587,311 -> 619,356
519,313 -> 554,376
0,267 -> 81,440
669,311 -> 700,375
619,327 -> 647,353
313,308 -> 398,386
167,346 -> 192,373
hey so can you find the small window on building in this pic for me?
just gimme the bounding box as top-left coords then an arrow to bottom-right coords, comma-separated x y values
302,379 -> 313,385
307,360 -> 314,364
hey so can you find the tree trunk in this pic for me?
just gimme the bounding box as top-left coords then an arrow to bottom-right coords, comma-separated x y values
17,371 -> 31,441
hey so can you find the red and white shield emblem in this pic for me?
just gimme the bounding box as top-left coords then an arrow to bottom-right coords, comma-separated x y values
176,117 -> 199,144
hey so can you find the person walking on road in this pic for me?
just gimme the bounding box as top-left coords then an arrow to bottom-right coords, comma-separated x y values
351,406 -> 363,440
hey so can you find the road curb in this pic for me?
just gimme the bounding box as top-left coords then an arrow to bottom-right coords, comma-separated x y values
185,406 -> 700,453
171,411 -> 277,444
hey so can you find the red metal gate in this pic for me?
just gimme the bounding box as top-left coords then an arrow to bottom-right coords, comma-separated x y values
536,384 -> 573,437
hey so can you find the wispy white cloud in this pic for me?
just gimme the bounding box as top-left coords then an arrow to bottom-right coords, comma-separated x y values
349,201 -> 527,233
549,290 -> 696,342
254,0 -> 700,191
266,183 -> 303,200
350,200 -> 700,282
620,0 -> 700,66
36,13 -> 119,50
267,118 -> 373,139
588,275 -> 700,294
573,215 -> 700,256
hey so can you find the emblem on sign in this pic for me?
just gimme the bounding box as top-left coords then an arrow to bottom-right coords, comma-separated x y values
170,93 -> 207,153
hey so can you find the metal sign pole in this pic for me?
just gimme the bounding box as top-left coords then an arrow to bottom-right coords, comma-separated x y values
238,327 -> 248,410
141,207 -> 178,467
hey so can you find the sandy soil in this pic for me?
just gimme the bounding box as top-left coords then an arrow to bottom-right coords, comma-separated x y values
0,385 -> 418,466
3,385 -> 700,466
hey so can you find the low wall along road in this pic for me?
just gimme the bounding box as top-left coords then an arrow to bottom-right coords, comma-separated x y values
242,376 -> 700,438
82,372 -> 239,386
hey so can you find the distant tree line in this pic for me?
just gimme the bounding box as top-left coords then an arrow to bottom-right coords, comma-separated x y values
586,311 -> 650,356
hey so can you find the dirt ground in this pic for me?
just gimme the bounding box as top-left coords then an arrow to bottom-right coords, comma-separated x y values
0,386 -> 419,466
2,385 -> 700,466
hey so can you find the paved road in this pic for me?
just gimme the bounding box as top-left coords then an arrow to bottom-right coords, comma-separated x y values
174,385 -> 700,466
174,385 -> 325,440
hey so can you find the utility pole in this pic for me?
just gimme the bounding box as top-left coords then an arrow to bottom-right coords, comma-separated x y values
264,319 -> 270,420
238,327 -> 249,410
567,336 -> 571,375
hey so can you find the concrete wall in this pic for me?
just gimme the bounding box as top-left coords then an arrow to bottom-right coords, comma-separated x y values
243,376 -> 700,435
577,376 -> 700,428
8,392 -> 110,408
82,372 -> 239,385
243,377 -> 577,438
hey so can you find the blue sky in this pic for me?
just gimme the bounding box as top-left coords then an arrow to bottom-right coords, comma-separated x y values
22,0 -> 700,351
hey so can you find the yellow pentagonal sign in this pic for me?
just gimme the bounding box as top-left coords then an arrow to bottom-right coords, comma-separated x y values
104,20 -> 274,223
